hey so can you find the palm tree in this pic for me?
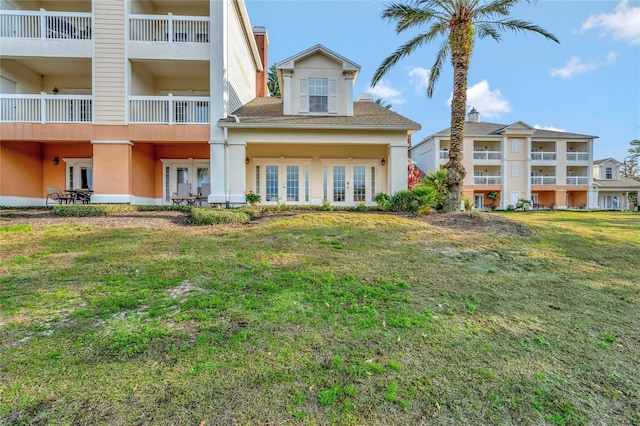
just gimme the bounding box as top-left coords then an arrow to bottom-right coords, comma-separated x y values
371,0 -> 559,212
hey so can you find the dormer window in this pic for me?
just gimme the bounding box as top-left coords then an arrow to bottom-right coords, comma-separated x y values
299,77 -> 337,114
605,167 -> 612,180
309,78 -> 328,112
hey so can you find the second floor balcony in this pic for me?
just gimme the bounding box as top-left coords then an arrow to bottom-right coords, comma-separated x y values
531,176 -> 557,185
473,150 -> 502,160
531,151 -> 556,161
129,14 -> 209,43
566,176 -> 589,185
473,176 -> 502,185
566,152 -> 589,162
0,9 -> 92,40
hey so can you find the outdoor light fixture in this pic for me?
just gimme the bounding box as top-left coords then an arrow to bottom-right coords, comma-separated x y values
52,87 -> 59,94
381,158 -> 386,166
245,157 -> 250,165
53,156 -> 60,165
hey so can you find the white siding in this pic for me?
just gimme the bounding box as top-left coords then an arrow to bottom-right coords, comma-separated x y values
227,1 -> 256,113
94,0 -> 126,124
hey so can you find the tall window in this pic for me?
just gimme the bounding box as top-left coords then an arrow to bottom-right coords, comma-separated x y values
308,78 -> 328,113
605,167 -> 612,180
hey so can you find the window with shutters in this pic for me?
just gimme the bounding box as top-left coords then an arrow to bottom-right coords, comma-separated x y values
300,77 -> 338,114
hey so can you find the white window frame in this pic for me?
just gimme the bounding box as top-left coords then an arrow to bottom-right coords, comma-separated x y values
63,158 -> 93,190
160,159 -> 210,204
254,158 -> 312,205
299,77 -> 338,114
321,159 -> 378,206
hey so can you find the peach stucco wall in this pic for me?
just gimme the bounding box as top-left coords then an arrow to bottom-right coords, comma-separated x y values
93,143 -> 132,194
1,142 -> 43,197
132,144 -> 156,198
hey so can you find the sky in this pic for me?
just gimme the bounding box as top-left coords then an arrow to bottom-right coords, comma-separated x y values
244,0 -> 640,162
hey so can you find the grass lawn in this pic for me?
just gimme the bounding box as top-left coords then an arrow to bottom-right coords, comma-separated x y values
1,210 -> 638,425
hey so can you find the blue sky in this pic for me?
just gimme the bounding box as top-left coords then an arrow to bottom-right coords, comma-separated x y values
244,0 -> 640,162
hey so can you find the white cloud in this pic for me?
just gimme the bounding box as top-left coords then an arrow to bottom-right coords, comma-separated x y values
408,67 -> 430,94
365,80 -> 406,105
581,0 -> 640,46
447,80 -> 511,119
550,51 -> 618,78
534,124 -> 566,132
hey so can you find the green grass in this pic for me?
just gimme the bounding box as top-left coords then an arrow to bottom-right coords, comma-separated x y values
0,210 -> 638,425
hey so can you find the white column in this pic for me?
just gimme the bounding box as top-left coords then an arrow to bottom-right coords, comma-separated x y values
501,136 -> 508,209
209,140 -> 226,204
525,136 -> 532,201
228,141 -> 247,205
388,144 -> 408,194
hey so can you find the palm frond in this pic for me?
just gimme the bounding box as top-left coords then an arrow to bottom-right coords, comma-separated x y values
475,22 -> 502,41
371,32 -> 436,87
382,3 -> 446,33
427,40 -> 450,98
485,19 -> 559,43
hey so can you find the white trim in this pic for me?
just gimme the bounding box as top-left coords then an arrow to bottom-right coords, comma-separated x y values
90,194 -> 133,203
0,196 -> 46,207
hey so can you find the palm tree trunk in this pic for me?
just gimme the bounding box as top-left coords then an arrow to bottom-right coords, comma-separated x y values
443,21 -> 473,212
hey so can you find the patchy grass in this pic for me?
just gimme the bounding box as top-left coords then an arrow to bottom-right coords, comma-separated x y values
0,211 -> 638,425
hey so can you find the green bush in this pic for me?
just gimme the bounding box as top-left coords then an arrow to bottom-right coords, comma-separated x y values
385,185 -> 439,214
51,205 -> 107,217
190,208 -> 252,225
373,193 -> 391,210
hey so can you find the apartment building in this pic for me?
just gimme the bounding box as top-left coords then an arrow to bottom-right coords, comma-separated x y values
0,1 -> 420,207
410,109 -> 598,209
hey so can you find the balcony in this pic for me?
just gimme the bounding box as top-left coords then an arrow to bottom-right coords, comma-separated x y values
439,150 -> 449,159
531,151 -> 556,161
0,93 -> 92,123
129,95 -> 209,124
473,150 -> 502,160
566,176 -> 589,185
129,14 -> 209,43
531,176 -> 557,185
473,176 -> 502,185
566,152 -> 589,162
0,9 -> 92,40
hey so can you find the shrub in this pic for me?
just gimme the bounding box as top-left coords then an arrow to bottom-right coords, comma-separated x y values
190,208 -> 251,225
373,193 -> 391,210
387,186 -> 438,214
51,205 -> 107,217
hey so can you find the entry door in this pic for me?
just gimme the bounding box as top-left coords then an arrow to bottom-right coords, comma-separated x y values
474,194 -> 483,209
263,163 -> 307,204
163,163 -> 209,203
510,191 -> 520,207
328,164 -> 371,205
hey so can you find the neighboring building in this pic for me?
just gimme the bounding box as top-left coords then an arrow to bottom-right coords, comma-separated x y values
0,2 -> 419,207
410,109 -> 598,209
592,158 -> 640,210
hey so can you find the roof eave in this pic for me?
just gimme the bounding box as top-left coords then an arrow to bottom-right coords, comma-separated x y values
218,122 -> 420,132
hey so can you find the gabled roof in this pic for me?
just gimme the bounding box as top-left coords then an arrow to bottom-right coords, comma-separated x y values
594,158 -> 622,165
276,44 -> 361,76
426,121 -> 597,140
218,97 -> 421,132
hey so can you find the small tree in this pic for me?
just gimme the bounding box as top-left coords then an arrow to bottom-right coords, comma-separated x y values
487,191 -> 499,209
267,64 -> 281,97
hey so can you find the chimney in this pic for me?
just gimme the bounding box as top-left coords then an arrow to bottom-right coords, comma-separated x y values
468,107 -> 480,123
253,26 -> 269,97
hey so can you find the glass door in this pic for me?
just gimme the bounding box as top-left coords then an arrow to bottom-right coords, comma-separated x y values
326,164 -> 373,206
163,161 -> 209,204
259,162 -> 309,205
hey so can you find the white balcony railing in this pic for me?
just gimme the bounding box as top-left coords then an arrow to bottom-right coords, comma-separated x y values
566,152 -> 589,161
531,176 -> 557,185
0,93 -> 92,123
473,176 -> 502,185
129,14 -> 209,43
0,9 -> 91,39
566,176 -> 589,185
473,150 -> 502,160
531,152 -> 556,161
129,95 -> 209,124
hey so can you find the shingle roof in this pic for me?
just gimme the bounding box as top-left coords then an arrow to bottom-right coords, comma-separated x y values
593,158 -> 621,165
218,97 -> 421,132
593,176 -> 640,189
429,121 -> 596,139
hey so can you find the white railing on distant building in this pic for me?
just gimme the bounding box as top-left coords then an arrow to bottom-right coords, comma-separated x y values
473,150 -> 502,160
129,95 -> 210,124
0,93 -> 92,123
566,176 -> 589,185
0,9 -> 91,39
566,152 -> 589,161
129,14 -> 209,43
531,176 -> 557,185
439,150 -> 449,159
473,176 -> 502,185
531,152 -> 557,161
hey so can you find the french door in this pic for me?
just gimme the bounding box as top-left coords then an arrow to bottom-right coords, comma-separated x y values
162,160 -> 210,204
325,164 -> 375,206
260,162 -> 309,204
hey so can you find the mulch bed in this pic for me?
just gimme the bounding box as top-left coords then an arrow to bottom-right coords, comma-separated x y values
0,209 -> 531,236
